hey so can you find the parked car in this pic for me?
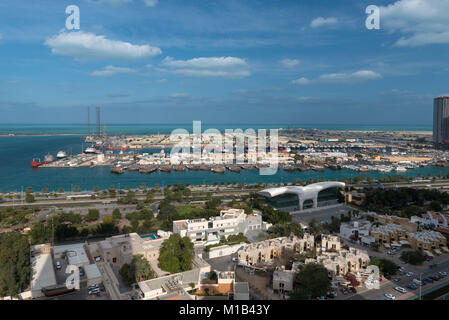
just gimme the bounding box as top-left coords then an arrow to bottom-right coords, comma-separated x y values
413,279 -> 423,286
394,286 -> 407,294
55,261 -> 61,270
79,267 -> 85,277
407,283 -> 417,290
384,293 -> 396,300
349,287 -> 357,293
406,272 -> 414,277
439,271 -> 448,277
394,277 -> 401,282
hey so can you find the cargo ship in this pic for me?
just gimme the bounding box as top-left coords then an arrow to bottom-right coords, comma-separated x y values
31,154 -> 55,168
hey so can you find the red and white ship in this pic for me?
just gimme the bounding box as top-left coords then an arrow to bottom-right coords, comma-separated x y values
31,154 -> 55,168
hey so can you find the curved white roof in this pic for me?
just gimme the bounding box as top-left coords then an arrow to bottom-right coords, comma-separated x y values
258,181 -> 345,199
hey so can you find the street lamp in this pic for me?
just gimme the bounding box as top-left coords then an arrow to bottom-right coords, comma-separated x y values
419,272 -> 423,300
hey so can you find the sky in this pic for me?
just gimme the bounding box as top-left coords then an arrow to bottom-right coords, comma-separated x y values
0,0 -> 448,125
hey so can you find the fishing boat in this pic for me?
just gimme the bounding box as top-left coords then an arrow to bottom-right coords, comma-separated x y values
173,165 -> 186,172
186,165 -> 199,171
159,165 -> 172,172
200,165 -> 211,171
212,166 -> 226,173
311,165 -> 325,172
283,165 -> 297,172
110,166 -> 124,174
227,165 -> 241,173
139,166 -> 157,174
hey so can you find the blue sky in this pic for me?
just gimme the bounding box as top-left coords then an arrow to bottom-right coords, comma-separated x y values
0,0 -> 448,125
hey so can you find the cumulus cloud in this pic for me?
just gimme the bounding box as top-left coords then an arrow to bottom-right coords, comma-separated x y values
381,0 -> 449,46
160,56 -> 250,77
292,70 -> 381,85
310,17 -> 338,28
44,31 -> 161,61
281,59 -> 300,68
91,65 -> 138,76
143,0 -> 158,7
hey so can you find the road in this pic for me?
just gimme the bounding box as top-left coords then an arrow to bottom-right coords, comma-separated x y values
336,238 -> 449,300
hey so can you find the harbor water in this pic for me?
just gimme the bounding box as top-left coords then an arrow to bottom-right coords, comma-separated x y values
0,125 -> 440,192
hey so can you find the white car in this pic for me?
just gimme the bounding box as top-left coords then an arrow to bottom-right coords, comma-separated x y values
55,261 -> 61,270
384,293 -> 396,300
406,272 -> 414,277
394,286 -> 407,294
439,272 -> 447,277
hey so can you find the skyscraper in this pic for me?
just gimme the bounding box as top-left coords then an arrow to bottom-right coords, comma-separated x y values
433,96 -> 449,149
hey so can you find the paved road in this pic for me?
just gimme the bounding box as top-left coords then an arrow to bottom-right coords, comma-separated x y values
336,238 -> 449,300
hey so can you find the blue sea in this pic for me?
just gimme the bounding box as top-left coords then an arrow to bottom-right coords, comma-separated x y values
0,124 -> 440,192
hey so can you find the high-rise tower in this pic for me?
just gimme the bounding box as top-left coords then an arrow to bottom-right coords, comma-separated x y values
433,96 -> 449,149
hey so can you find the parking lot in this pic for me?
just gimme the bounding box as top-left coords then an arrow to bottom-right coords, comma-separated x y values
291,204 -> 352,225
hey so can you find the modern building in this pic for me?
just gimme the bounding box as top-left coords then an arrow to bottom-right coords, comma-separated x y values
237,234 -> 315,266
257,181 -> 345,212
173,209 -> 268,243
433,96 -> 449,149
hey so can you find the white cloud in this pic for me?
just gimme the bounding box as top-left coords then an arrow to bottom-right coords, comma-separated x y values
143,0 -> 158,7
45,31 -> 161,61
171,93 -> 190,98
310,17 -> 338,28
160,56 -> 250,78
291,77 -> 310,85
281,59 -> 300,68
292,70 -> 381,85
381,0 -> 449,46
91,65 -> 138,76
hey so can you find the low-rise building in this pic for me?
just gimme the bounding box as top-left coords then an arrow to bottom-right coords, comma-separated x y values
173,209 -> 267,243
370,223 -> 408,245
375,214 -> 418,232
237,234 -> 314,266
339,220 -> 372,241
272,267 -> 296,293
408,230 -> 448,251
95,233 -> 165,267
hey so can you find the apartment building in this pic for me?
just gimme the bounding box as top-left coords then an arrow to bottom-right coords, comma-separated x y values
237,234 -> 315,266
370,223 -> 408,244
408,230 -> 448,252
375,214 -> 418,232
173,209 -> 267,242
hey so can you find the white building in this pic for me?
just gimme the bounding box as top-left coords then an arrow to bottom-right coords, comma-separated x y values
173,209 -> 267,243
257,181 -> 345,212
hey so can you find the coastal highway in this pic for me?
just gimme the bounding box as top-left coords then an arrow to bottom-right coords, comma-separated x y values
0,188 -> 260,208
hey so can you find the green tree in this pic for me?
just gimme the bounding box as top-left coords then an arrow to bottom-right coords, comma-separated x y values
158,234 -> 194,274
0,233 -> 31,297
401,250 -> 424,265
290,264 -> 330,300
